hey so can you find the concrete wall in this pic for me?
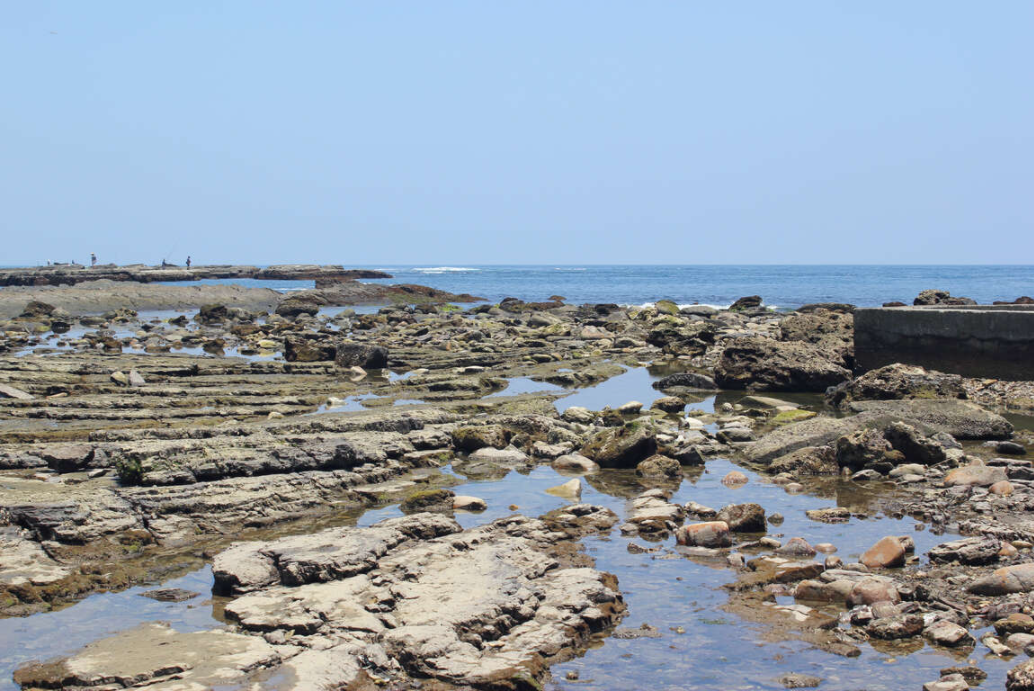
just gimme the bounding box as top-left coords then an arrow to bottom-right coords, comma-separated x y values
855,306 -> 1034,380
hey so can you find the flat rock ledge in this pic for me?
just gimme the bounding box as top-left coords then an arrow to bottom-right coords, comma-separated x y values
16,508 -> 625,691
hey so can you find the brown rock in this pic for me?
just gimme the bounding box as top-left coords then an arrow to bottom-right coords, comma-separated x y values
861,536 -> 907,569
721,470 -> 749,486
847,578 -> 900,606
968,563 -> 1034,596
991,480 -> 1015,496
945,464 -> 1008,487
716,503 -> 766,532
676,521 -> 732,548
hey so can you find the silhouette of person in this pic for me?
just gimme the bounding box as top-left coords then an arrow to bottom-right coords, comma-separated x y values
186,256 -> 192,268
91,253 -> 97,267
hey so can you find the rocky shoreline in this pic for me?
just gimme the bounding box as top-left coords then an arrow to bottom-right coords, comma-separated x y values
0,264 -> 391,287
0,279 -> 483,320
1,288 -> 1034,689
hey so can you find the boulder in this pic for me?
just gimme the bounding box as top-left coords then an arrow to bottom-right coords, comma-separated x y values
776,537 -> 817,558
714,337 -> 851,392
968,563 -> 1034,596
999,441 -> 1027,456
651,396 -> 686,413
845,399 -> 1013,440
768,446 -> 838,476
747,415 -> 868,464
580,422 -> 658,469
676,521 -> 732,548
652,372 -> 718,391
717,427 -> 755,443
929,537 -> 1002,566
40,444 -> 94,473
645,322 -> 718,355
680,305 -> 718,317
284,335 -> 337,362
275,300 -> 320,318
561,406 -> 596,424
655,299 -> 680,315
997,614 -> 1034,636
716,503 -> 766,532
546,478 -> 582,500
991,480 -> 1015,496
835,428 -> 897,472
335,343 -> 388,369
552,453 -> 599,473
944,464 -> 1008,487
452,426 -> 509,452
924,621 -> 975,648
452,496 -> 487,511
400,489 -> 456,513
730,295 -> 763,311
468,445 -> 529,466
1008,659 -> 1034,691
883,422 -> 947,465
847,578 -> 900,606
778,310 -> 854,363
860,536 -> 907,569
17,300 -> 56,320
635,454 -> 683,479
797,303 -> 855,314
827,364 -> 966,408
196,303 -> 233,324
915,289 -> 976,306
867,614 -> 923,639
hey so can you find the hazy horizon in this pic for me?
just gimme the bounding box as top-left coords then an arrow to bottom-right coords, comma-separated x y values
3,3 -> 1032,265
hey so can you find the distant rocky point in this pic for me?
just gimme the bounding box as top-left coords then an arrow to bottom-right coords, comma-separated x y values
0,263 -> 391,287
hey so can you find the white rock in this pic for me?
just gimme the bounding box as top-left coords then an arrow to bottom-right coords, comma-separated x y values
452,496 -> 487,511
546,478 -> 582,500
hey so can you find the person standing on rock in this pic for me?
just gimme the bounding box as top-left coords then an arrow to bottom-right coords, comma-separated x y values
91,253 -> 97,267
186,256 -> 192,268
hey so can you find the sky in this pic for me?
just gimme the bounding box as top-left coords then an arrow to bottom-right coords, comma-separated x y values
2,2 -> 1032,266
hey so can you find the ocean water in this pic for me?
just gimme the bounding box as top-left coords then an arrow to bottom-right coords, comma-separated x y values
165,265 -> 1033,309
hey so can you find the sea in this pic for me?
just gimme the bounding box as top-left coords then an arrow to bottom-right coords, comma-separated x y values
166,265 -> 1033,310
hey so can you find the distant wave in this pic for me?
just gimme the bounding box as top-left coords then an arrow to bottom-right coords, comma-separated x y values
634,301 -> 732,310
411,267 -> 481,273
554,267 -> 586,271
632,301 -> 782,311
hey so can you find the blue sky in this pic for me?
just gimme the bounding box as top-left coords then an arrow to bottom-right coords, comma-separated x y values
2,2 -> 1032,265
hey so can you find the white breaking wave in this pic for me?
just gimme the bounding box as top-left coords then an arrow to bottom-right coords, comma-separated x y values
633,301 -> 731,310
554,267 -> 587,271
633,301 -> 780,311
411,267 -> 481,273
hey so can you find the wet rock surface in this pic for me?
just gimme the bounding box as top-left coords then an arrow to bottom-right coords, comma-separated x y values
2,291 -> 1034,689
18,509 -> 624,690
